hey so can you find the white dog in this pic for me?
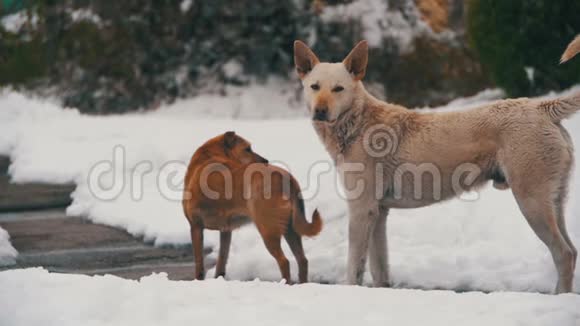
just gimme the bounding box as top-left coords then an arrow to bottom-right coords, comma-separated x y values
294,36 -> 580,293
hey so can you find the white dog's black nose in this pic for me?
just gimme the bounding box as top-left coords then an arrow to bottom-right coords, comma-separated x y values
313,107 -> 328,121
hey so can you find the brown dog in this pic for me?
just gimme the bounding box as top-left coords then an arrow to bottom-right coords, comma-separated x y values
182,131 -> 322,283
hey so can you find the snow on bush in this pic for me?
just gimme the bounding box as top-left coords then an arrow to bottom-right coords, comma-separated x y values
0,86 -> 579,293
320,0 -> 428,51
0,11 -> 38,33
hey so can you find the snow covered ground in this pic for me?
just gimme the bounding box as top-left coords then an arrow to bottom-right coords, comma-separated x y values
0,268 -> 578,326
0,85 -> 580,324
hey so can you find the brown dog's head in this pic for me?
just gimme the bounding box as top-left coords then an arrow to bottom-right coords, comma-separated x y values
294,40 -> 368,123
220,131 -> 268,165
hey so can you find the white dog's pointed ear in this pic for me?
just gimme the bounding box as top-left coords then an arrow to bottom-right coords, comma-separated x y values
294,40 -> 320,79
343,40 -> 368,81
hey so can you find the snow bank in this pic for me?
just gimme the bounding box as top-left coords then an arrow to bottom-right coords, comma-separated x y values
0,227 -> 17,266
1,87 -> 580,293
157,78 -> 305,119
0,268 -> 578,326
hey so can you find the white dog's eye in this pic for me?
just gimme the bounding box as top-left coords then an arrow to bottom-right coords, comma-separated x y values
332,86 -> 344,92
310,84 -> 320,91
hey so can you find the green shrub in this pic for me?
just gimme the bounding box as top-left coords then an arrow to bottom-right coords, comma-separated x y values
0,1 -> 313,113
0,1 -> 490,113
468,0 -> 580,97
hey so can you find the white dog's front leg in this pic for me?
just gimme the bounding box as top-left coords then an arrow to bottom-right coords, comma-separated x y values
368,205 -> 389,287
347,202 -> 378,285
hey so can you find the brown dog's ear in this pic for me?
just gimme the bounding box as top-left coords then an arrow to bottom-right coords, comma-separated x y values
294,40 -> 320,79
343,40 -> 368,81
224,131 -> 237,149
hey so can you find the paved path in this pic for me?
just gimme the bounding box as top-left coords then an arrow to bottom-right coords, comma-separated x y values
0,156 -> 212,280
0,157 -> 75,211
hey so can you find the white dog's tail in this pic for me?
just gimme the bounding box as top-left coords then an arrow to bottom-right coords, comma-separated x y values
539,93 -> 580,122
561,35 -> 580,63
538,36 -> 580,122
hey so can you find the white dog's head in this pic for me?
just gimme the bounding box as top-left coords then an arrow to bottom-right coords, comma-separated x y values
294,40 -> 368,123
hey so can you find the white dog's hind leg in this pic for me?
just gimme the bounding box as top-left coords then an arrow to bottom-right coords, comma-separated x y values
347,201 -> 378,285
369,206 -> 389,287
512,184 -> 575,294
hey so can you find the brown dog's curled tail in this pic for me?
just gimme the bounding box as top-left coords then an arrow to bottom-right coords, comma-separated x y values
292,197 -> 322,237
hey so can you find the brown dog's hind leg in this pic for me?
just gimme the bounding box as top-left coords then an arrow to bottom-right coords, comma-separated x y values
284,228 -> 308,283
215,231 -> 232,278
190,224 -> 205,280
511,184 -> 575,293
261,234 -> 291,283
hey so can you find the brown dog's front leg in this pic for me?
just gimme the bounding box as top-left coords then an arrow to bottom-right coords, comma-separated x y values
215,231 -> 232,278
190,224 -> 205,280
